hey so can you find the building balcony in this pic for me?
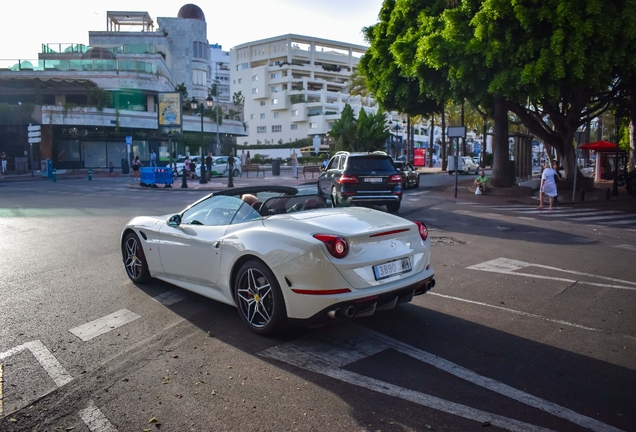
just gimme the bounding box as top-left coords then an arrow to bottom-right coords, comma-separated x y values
0,58 -> 167,77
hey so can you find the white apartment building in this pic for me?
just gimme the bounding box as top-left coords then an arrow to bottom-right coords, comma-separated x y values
210,44 -> 231,102
230,34 -> 376,146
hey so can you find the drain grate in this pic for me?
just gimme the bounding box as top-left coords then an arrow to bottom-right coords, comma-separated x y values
430,236 -> 465,246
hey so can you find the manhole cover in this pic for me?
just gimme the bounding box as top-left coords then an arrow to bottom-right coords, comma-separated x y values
430,237 -> 465,246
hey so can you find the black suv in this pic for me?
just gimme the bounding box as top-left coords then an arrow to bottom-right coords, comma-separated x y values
317,151 -> 403,212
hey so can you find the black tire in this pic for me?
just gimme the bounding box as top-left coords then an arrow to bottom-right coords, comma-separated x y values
386,201 -> 401,213
233,168 -> 240,177
234,260 -> 288,335
122,232 -> 150,283
415,175 -> 420,188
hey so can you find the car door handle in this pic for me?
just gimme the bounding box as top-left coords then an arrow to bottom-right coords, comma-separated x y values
212,241 -> 221,248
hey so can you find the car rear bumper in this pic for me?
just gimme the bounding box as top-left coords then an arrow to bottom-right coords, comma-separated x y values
287,275 -> 435,327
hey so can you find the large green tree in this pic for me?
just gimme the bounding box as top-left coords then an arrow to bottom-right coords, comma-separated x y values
397,0 -> 633,182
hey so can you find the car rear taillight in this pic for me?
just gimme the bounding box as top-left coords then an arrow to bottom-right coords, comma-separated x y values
338,174 -> 358,184
414,222 -> 428,241
314,234 -> 349,258
388,174 -> 402,184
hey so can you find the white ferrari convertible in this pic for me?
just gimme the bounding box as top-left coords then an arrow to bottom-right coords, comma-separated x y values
121,186 -> 435,334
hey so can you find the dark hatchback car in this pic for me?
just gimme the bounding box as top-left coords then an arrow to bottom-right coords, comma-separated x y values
395,161 -> 420,189
317,151 -> 403,212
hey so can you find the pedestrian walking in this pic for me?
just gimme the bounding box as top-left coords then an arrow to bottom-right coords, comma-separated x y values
206,152 -> 213,180
0,151 -> 7,177
149,149 -> 157,167
538,161 -> 559,210
132,156 -> 142,180
109,161 -> 115,177
291,149 -> 298,179
240,150 -> 247,165
184,156 -> 191,180
245,151 -> 251,164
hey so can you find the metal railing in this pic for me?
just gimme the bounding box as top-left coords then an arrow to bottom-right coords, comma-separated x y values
0,59 -> 166,77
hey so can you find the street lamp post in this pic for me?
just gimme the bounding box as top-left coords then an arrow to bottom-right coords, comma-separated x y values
191,96 -> 213,184
388,120 -> 402,157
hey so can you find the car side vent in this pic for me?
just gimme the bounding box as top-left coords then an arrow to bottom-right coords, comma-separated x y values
285,277 -> 292,287
139,231 -> 148,241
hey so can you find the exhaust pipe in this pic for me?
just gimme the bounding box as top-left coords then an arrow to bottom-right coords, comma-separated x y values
345,306 -> 355,317
430,279 -> 436,288
327,308 -> 342,319
425,281 -> 432,291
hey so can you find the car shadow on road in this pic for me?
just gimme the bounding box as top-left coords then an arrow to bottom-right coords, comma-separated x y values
399,207 -> 599,245
128,278 -> 634,432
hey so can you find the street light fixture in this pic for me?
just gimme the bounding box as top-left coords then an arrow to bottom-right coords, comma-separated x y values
191,95 -> 214,184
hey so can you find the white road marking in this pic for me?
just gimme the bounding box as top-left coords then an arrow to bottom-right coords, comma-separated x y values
544,211 -> 622,218
0,340 -> 73,396
153,289 -> 188,306
490,205 -> 537,210
69,309 -> 141,341
467,258 -> 636,291
408,191 -> 430,196
601,217 -> 636,225
429,293 -> 599,331
574,214 -> 635,222
79,400 -> 118,432
259,324 -> 619,432
613,244 -> 636,251
513,208 -> 573,214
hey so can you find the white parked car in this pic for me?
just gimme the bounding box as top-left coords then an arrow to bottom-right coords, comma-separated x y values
121,186 -> 435,334
448,156 -> 480,175
165,156 -> 201,177
195,156 -> 242,178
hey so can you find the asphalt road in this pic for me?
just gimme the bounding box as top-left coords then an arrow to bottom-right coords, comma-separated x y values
0,177 -> 635,432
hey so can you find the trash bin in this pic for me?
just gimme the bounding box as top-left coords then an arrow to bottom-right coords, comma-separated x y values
272,158 -> 281,176
121,158 -> 130,174
47,159 -> 53,178
41,159 -> 48,178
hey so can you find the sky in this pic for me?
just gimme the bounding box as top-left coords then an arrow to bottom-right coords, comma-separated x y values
0,0 -> 385,59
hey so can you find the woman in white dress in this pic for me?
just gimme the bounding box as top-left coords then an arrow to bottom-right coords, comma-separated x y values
538,161 -> 559,210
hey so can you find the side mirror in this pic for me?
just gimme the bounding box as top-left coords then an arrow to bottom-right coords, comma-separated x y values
167,214 -> 181,227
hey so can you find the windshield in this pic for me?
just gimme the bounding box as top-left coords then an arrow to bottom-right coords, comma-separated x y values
346,157 -> 396,172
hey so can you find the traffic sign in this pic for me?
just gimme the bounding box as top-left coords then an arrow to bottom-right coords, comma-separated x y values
28,137 -> 41,144
27,124 -> 41,132
126,136 -> 132,145
28,123 -> 41,143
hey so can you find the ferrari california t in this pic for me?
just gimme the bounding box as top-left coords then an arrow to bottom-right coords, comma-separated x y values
121,186 -> 435,335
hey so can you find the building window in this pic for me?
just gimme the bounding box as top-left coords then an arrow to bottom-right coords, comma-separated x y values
271,72 -> 280,79
291,124 -> 298,130
192,41 -> 208,59
260,101 -> 266,106
291,109 -> 298,116
309,122 -> 317,129
272,125 -> 282,133
271,98 -> 278,105
257,126 -> 266,133
270,86 -> 281,93
192,69 -> 207,86
252,75 -> 259,81
250,114 -> 255,120
252,88 -> 259,94
238,78 -> 242,84
237,63 -> 248,71
260,113 -> 265,119
273,112 -> 279,118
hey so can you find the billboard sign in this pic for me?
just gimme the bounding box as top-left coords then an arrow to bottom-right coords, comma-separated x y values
158,92 -> 183,136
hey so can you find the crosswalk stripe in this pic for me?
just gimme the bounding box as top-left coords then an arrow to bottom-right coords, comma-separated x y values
69,309 -> 141,341
513,208 -> 574,214
573,213 -> 636,222
613,244 -> 636,251
490,205 -> 537,210
601,217 -> 636,225
543,211 -> 622,218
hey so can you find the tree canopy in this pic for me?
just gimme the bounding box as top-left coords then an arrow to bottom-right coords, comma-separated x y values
363,0 -> 636,184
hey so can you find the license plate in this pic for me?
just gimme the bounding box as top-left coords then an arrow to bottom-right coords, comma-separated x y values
364,177 -> 383,183
373,257 -> 412,280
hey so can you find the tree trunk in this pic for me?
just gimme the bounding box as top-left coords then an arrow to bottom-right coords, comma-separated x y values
429,115 -> 434,167
491,96 -> 511,187
441,107 -> 448,171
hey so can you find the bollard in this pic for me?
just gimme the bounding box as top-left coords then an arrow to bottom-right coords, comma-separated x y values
88,169 -> 92,181
227,165 -> 234,188
52,168 -> 57,182
181,167 -> 188,188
